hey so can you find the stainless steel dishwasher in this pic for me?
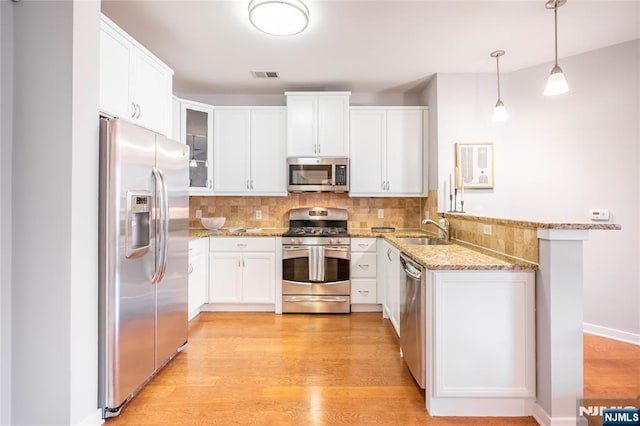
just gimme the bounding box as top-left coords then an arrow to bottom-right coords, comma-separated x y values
399,253 -> 426,389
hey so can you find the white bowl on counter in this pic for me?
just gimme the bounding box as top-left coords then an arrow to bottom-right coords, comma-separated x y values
201,217 -> 226,230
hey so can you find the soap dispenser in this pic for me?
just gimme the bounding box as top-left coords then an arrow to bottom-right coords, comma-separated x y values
437,214 -> 449,239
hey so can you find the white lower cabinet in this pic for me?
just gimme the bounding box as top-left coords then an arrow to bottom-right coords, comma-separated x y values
208,237 -> 276,311
378,239 -> 401,335
188,238 -> 208,320
425,270 -> 536,416
350,238 -> 378,310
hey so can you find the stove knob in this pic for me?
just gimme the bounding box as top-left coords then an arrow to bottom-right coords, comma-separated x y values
297,238 -> 303,244
289,238 -> 295,244
330,238 -> 336,244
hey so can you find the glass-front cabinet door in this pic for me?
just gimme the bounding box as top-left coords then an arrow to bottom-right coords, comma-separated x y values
178,99 -> 214,194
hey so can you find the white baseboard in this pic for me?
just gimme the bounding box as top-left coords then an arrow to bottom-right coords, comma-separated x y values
427,396 -> 534,416
200,303 -> 275,312
74,409 -> 103,426
584,323 -> 640,346
532,403 -> 581,426
350,304 -> 382,313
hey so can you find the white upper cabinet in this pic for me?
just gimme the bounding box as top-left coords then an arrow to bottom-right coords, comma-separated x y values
251,109 -> 287,194
350,107 -> 427,197
213,107 -> 287,196
285,92 -> 350,157
99,15 -> 173,136
176,99 -> 214,194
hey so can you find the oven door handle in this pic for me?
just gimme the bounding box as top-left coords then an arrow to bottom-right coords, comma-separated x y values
282,279 -> 350,287
282,246 -> 310,260
285,296 -> 349,303
324,247 -> 350,260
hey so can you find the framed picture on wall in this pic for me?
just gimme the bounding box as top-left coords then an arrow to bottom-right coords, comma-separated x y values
455,142 -> 494,189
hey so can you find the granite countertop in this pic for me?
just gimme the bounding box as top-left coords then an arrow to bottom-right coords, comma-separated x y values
189,227 -> 288,239
383,235 -> 538,271
190,226 -> 537,271
445,213 -> 622,230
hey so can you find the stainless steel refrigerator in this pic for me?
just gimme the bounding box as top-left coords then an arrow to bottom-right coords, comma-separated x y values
98,118 -> 189,418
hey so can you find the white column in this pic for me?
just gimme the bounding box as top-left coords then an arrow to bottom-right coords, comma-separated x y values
533,229 -> 589,426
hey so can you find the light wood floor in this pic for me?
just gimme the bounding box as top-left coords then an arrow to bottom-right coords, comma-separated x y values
106,313 -> 640,425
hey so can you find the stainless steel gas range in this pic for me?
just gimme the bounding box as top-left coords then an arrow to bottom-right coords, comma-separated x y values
282,207 -> 351,314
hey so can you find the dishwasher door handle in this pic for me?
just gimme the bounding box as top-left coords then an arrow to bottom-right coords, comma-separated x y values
400,254 -> 423,280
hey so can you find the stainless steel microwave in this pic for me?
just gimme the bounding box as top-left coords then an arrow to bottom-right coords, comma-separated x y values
287,157 -> 349,192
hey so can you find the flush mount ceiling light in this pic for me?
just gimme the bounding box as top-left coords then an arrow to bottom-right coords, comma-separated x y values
544,0 -> 570,96
248,0 -> 309,36
490,50 -> 509,122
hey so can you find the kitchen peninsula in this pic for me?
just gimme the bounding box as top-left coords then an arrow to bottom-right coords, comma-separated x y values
189,209 -> 620,420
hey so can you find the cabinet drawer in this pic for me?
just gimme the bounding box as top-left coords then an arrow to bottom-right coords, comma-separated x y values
351,279 -> 377,304
351,253 -> 377,278
351,238 -> 377,253
210,237 -> 275,252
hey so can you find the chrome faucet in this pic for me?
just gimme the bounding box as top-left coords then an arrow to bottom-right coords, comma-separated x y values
422,218 -> 450,241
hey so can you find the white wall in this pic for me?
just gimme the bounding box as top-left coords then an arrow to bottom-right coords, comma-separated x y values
426,40 -> 640,338
70,2 -> 101,424
419,76 -> 440,198
0,2 -> 13,424
11,1 -> 101,425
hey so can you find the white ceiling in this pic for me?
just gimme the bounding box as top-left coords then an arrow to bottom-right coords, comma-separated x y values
101,0 -> 640,95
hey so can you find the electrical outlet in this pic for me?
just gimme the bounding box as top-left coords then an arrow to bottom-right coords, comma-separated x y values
195,209 -> 202,219
378,209 -> 384,219
256,210 -> 262,220
483,224 -> 492,235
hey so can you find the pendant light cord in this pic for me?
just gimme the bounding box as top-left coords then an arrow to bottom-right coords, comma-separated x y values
496,55 -> 502,100
554,3 -> 559,66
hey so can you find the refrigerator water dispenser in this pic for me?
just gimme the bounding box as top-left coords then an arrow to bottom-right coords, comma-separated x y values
126,191 -> 151,258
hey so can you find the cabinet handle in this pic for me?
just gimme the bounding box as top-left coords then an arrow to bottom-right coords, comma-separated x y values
317,143 -> 321,153
381,181 -> 385,190
188,264 -> 194,274
237,243 -> 248,248
358,290 -> 369,295
387,248 -> 392,261
358,243 -> 368,248
358,264 -> 369,269
250,180 -> 254,190
246,180 -> 250,190
136,104 -> 141,119
130,102 -> 136,118
238,259 -> 241,267
242,257 -> 245,267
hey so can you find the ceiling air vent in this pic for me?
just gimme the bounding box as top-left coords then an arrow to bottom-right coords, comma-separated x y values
251,71 -> 280,79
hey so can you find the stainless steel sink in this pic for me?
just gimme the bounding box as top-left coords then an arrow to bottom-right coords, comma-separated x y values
397,237 -> 449,246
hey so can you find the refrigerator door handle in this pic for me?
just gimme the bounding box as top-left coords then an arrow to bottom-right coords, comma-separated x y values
160,169 -> 170,281
155,168 -> 170,283
151,167 -> 166,284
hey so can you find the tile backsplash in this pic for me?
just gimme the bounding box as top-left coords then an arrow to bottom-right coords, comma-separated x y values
191,190 -> 538,264
420,190 -> 538,263
190,194 -> 423,230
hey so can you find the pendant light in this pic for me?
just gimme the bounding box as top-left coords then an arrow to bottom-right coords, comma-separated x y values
490,50 -> 509,122
248,0 -> 309,36
544,0 -> 570,96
